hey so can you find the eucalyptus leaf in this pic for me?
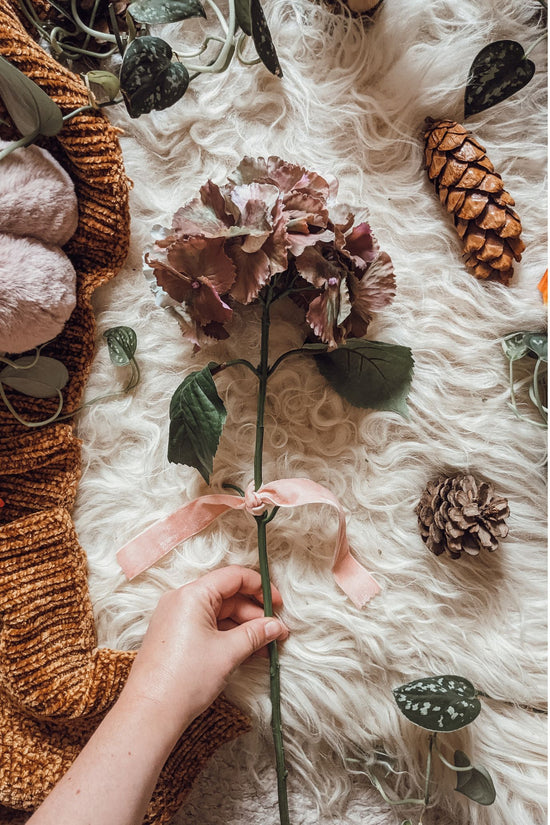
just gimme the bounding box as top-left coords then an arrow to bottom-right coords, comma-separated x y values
464,40 -> 535,119
502,332 -> 529,361
120,36 -> 189,118
235,0 -> 252,36
168,363 -> 226,483
103,326 -> 138,366
0,356 -> 69,398
251,0 -> 282,77
0,55 -> 63,137
393,675 -> 481,732
86,70 -> 121,101
128,0 -> 206,23
454,751 -> 496,805
314,339 -> 414,417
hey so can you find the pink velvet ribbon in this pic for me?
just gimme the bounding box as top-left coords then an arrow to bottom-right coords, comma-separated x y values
117,478 -> 381,608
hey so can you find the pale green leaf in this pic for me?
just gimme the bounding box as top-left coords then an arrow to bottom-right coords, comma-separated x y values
86,70 -> 121,101
0,356 -> 69,398
103,326 -> 137,366
128,0 -> 206,23
0,55 -> 63,137
314,339 -> 414,417
168,363 -> 226,483
526,333 -> 547,362
455,751 -> 496,805
235,0 -> 252,35
393,675 -> 481,732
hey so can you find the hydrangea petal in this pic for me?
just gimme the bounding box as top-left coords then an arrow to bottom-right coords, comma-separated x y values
167,237 -> 237,295
305,281 -> 344,349
294,241 -> 344,287
350,251 -> 396,316
344,221 -> 380,266
228,245 -> 271,304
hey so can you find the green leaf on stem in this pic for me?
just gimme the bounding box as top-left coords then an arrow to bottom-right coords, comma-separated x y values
251,0 -> 282,77
168,363 -> 226,482
464,40 -> 535,119
0,55 -> 63,137
120,36 -> 189,118
235,0 -> 253,35
103,326 -> 138,366
128,0 -> 206,23
314,339 -> 413,417
0,356 -> 69,398
526,333 -> 548,362
86,70 -> 121,101
502,332 -> 530,361
393,675 -> 481,732
454,751 -> 496,805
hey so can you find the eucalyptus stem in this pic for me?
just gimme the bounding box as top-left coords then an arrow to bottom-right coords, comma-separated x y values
253,287 -> 291,825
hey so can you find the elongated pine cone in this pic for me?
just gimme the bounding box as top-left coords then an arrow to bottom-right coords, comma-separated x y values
424,119 -> 525,285
415,473 -> 510,559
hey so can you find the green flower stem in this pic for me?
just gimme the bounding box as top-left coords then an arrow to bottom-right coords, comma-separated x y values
268,345 -> 328,377
423,734 -> 434,807
253,287 -> 291,825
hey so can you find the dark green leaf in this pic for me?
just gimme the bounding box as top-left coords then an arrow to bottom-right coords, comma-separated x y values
392,675 -> 481,732
128,0 -> 206,23
464,40 -> 535,119
120,36 -> 189,118
0,356 -> 69,398
168,363 -> 226,483
235,0 -> 252,36
103,326 -> 137,366
251,0 -> 282,77
0,55 -> 63,137
86,70 -> 121,101
314,339 -> 413,417
455,751 -> 496,805
526,333 -> 548,362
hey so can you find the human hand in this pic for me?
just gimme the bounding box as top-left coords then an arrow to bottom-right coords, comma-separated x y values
120,565 -> 289,745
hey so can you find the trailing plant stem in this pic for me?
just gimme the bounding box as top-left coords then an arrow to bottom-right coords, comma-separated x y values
253,289 -> 291,825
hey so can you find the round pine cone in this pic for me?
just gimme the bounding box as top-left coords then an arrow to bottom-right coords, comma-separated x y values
424,118 -> 524,286
415,473 -> 510,559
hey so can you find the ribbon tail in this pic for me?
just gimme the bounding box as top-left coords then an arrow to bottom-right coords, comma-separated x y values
332,552 -> 381,608
117,495 -> 241,580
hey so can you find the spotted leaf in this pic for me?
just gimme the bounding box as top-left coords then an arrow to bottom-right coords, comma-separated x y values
128,0 -> 206,23
251,0 -> 282,77
464,41 -> 535,119
120,36 -> 189,118
392,675 -> 481,732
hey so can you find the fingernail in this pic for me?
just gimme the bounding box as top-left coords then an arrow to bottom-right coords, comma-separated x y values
265,620 -> 285,641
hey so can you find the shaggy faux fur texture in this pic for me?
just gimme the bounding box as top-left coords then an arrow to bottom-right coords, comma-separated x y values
0,142 -> 78,353
72,1 -> 547,823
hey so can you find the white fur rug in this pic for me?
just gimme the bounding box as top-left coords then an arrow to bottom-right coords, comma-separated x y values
72,0 -> 547,823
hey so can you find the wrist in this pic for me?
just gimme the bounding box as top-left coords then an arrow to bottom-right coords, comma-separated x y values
115,679 -> 194,756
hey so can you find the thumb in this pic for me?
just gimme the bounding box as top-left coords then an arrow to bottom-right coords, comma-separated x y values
226,617 -> 288,666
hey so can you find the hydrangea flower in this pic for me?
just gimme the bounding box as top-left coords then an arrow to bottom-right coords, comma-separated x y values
145,156 -> 396,348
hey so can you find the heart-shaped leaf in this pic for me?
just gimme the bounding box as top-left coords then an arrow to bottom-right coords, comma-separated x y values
0,55 -> 63,137
128,0 -> 206,23
393,675 -> 481,732
251,0 -> 282,77
454,751 -> 496,805
526,332 -> 548,362
0,356 -> 69,398
86,70 -> 121,101
168,363 -> 226,483
502,332 -> 530,361
235,0 -> 252,35
103,326 -> 138,366
314,339 -> 414,417
120,36 -> 189,118
464,40 -> 535,119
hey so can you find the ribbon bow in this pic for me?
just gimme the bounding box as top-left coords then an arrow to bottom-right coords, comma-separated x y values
116,478 -> 380,608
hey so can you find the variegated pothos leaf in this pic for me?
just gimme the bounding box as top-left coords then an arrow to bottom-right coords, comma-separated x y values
392,675 -> 481,732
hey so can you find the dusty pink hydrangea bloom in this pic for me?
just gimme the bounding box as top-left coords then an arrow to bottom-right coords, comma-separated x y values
145,156 -> 395,348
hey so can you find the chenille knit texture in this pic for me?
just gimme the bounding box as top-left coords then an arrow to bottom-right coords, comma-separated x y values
0,2 -> 250,822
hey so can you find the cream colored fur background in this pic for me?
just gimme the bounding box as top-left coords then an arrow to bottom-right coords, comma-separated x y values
72,0 -> 547,822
